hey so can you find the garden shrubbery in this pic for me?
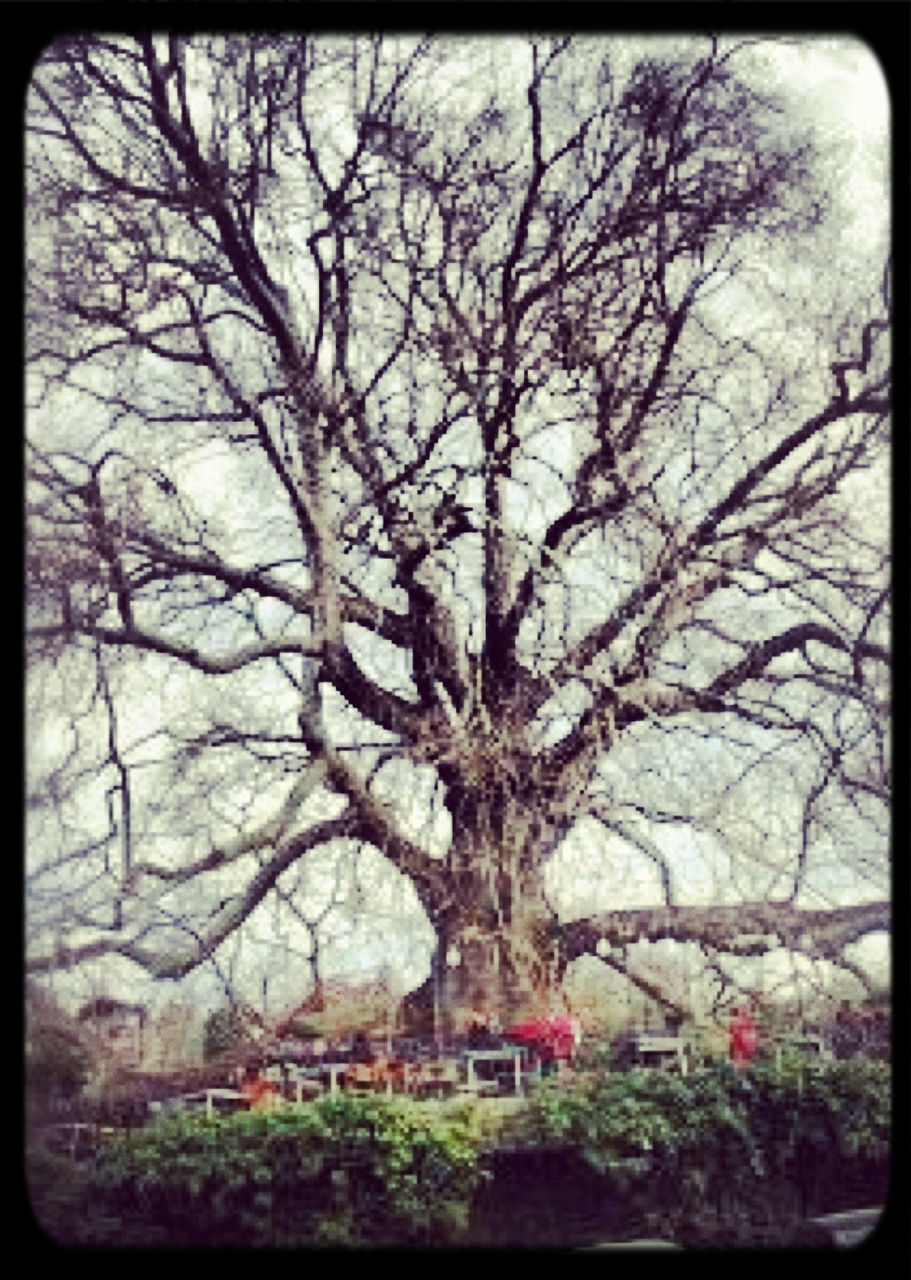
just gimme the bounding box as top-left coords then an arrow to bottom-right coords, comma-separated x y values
513,1049 -> 890,1245
27,1052 -> 889,1247
28,1093 -> 488,1247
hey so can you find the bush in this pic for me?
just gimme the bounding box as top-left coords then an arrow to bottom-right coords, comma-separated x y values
283,1020 -> 322,1042
25,1022 -> 92,1123
27,1144 -> 87,1243
515,1052 -> 890,1242
28,1056 -> 888,1247
29,1093 -> 488,1247
202,1006 -> 248,1063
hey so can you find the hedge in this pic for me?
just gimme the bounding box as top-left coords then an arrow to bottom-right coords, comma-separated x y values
513,1052 -> 890,1245
28,1093 -> 488,1248
27,1054 -> 890,1248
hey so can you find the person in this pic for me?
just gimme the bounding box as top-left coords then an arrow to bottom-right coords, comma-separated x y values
350,1030 -> 374,1064
729,1004 -> 758,1073
538,1038 -> 557,1078
466,1018 -> 485,1049
467,1011 -> 496,1049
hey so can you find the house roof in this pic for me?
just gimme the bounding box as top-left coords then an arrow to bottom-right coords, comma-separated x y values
78,997 -> 147,1023
275,978 -> 397,1039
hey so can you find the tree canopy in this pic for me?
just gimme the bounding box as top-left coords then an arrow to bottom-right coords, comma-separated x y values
202,1004 -> 250,1062
26,35 -> 890,1025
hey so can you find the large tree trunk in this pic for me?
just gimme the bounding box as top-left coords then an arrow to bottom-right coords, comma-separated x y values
443,907 -> 564,1032
400,772 -> 568,1043
434,778 -> 568,1035
401,899 -> 564,1045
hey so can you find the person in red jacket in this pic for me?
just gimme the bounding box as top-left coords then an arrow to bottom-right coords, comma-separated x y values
729,1004 -> 758,1072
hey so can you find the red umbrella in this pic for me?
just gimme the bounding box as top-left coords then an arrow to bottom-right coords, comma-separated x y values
506,1016 -> 577,1059
546,1017 -> 576,1059
506,1018 -> 545,1043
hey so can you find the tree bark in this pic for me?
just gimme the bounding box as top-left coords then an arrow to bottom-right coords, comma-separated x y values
426,775 -> 570,1030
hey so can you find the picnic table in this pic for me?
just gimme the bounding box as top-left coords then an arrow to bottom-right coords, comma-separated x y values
463,1046 -> 532,1096
296,1057 -> 461,1098
346,1061 -> 400,1094
405,1058 -> 460,1098
275,1041 -> 543,1101
297,1062 -> 350,1096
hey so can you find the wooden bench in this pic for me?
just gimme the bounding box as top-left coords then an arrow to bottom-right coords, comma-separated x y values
408,1060 -> 460,1098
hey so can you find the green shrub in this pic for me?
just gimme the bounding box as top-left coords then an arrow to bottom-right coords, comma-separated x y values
201,1005 -> 248,1062
283,1019 -> 322,1041
31,1094 -> 488,1247
25,1022 -> 92,1123
29,1057 -> 888,1247
26,1141 -> 136,1245
515,1052 -> 890,1242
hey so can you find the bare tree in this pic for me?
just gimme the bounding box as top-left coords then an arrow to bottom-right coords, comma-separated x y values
26,35 -> 889,1027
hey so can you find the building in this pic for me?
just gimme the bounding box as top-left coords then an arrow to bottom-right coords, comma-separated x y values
142,1002 -> 207,1072
77,997 -> 147,1071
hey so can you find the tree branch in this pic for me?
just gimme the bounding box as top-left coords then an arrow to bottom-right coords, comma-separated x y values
27,812 -> 359,980
559,900 -> 889,965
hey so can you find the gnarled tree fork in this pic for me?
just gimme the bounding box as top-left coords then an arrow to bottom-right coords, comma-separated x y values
26,35 -> 890,1025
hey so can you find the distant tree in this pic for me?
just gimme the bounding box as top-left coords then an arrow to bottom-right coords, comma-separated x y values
202,1005 -> 248,1062
26,986 -> 93,1119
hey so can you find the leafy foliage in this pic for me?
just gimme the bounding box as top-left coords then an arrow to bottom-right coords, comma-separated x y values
201,1006 -> 248,1063
28,1094 -> 488,1247
27,1054 -> 888,1247
25,1009 -> 92,1123
283,1019 -> 322,1042
26,1024 -> 91,1100
515,1052 -> 890,1244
